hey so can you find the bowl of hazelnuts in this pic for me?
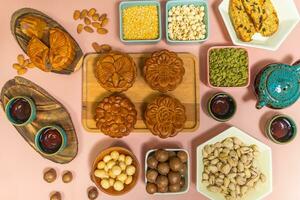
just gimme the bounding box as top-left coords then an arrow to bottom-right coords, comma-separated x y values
145,149 -> 190,195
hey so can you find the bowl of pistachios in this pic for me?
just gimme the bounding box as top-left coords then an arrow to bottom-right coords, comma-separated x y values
207,46 -> 250,88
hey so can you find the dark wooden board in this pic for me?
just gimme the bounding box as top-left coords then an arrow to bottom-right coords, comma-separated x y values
11,7 -> 83,74
1,77 -> 78,164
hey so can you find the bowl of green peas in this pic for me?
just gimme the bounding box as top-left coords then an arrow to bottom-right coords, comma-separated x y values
207,46 -> 250,88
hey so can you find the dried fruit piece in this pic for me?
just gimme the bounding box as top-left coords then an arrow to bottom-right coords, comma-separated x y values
84,26 -> 94,33
97,28 -> 108,34
73,10 -> 80,20
101,18 -> 109,26
92,22 -> 101,29
92,13 -> 100,21
88,8 -> 97,17
80,9 -> 88,19
84,17 -> 91,25
77,24 -> 84,34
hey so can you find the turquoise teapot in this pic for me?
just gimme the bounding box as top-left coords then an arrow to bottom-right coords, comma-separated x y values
255,61 -> 300,109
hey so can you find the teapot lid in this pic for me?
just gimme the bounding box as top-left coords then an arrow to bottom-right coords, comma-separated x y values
256,63 -> 300,109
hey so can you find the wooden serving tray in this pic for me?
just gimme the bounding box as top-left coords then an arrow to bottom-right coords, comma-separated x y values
0,77 -> 78,164
11,8 -> 83,74
82,52 -> 200,133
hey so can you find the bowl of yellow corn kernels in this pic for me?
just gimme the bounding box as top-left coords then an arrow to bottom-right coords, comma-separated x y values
166,0 -> 209,43
119,0 -> 162,43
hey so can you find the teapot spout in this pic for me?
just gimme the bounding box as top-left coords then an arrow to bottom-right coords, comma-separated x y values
256,100 -> 266,109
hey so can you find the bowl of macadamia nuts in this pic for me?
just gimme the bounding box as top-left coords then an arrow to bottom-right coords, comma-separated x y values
145,149 -> 190,195
92,147 -> 139,195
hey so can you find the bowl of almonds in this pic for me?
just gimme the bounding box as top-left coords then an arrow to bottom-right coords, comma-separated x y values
92,146 -> 140,196
196,127 -> 272,200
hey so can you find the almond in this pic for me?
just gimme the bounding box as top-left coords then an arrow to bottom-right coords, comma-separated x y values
92,42 -> 101,52
17,54 -> 25,65
84,26 -> 94,33
73,10 -> 81,20
84,17 -> 91,25
17,67 -> 27,75
100,44 -> 112,52
97,28 -> 108,34
92,22 -> 101,29
101,18 -> 109,27
80,9 -> 88,19
77,24 -> 84,34
88,8 -> 97,17
26,62 -> 35,68
99,13 -> 107,21
13,63 -> 22,70
92,13 -> 100,21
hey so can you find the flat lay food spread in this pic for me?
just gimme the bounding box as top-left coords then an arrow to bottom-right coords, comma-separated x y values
1,0 -> 300,200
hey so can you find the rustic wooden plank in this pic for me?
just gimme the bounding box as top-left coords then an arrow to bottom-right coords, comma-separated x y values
82,52 -> 200,133
0,77 -> 78,164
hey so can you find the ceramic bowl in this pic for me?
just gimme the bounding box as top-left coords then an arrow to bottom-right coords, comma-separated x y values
219,0 -> 300,51
119,0 -> 162,43
196,127 -> 272,200
5,96 -> 36,126
207,92 -> 236,122
35,125 -> 67,156
266,115 -> 297,144
166,0 -> 209,43
91,146 -> 140,196
145,148 -> 190,195
207,46 -> 250,88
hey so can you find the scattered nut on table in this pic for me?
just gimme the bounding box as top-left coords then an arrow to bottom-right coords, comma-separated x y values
62,171 -> 73,183
87,186 -> 98,200
73,8 -> 109,35
43,168 -> 57,183
50,192 -> 61,200
202,137 -> 266,200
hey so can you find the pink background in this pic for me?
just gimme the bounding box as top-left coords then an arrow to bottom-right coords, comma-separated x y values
0,0 -> 300,199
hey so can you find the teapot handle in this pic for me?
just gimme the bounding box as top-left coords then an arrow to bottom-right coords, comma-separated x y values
292,60 -> 300,66
292,60 -> 300,74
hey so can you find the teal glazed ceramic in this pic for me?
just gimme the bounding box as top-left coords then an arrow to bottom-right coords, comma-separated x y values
266,115 -> 297,144
35,125 -> 67,156
5,96 -> 36,126
255,61 -> 300,109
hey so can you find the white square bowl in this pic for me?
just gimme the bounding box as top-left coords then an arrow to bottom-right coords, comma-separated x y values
219,0 -> 300,51
196,127 -> 272,200
145,149 -> 190,195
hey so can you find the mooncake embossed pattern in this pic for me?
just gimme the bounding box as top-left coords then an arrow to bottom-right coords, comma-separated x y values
94,94 -> 137,138
144,50 -> 185,93
95,52 -> 137,92
144,95 -> 186,139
